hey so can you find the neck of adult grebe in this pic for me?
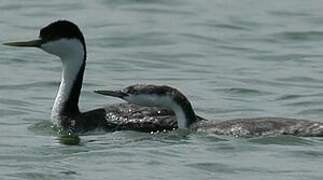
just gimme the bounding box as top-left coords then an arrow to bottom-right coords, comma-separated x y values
51,52 -> 86,127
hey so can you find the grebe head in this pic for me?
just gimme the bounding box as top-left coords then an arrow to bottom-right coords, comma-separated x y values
4,20 -> 87,126
95,84 -> 197,128
4,20 -> 86,60
96,85 -> 177,109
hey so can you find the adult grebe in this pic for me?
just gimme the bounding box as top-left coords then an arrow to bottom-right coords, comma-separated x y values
4,20 -> 187,133
95,84 -> 323,137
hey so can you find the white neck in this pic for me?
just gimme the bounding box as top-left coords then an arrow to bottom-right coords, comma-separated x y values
49,43 -> 85,125
50,59 -> 82,120
172,104 -> 189,128
125,94 -> 192,129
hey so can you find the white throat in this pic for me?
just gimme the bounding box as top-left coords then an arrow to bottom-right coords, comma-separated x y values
125,94 -> 189,128
41,39 -> 85,125
172,104 -> 189,128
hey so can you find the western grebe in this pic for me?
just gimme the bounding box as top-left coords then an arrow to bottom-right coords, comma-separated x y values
3,20 -> 190,133
95,84 -> 323,137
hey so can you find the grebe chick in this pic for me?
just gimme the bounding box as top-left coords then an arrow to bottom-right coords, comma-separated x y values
95,84 -> 323,137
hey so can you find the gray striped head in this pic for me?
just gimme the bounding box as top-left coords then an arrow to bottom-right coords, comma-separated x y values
95,84 -> 197,128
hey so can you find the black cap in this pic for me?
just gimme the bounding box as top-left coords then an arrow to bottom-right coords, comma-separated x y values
39,20 -> 85,47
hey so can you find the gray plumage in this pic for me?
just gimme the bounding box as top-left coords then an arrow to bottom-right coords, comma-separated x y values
96,84 -> 323,137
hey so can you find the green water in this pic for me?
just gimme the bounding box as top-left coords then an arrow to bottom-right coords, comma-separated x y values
0,0 -> 323,179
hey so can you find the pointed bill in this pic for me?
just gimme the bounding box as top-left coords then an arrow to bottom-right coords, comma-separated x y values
3,39 -> 42,47
94,90 -> 128,99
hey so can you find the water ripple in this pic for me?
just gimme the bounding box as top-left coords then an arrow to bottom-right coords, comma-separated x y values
0,81 -> 58,90
97,32 -> 175,48
272,31 -> 323,42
